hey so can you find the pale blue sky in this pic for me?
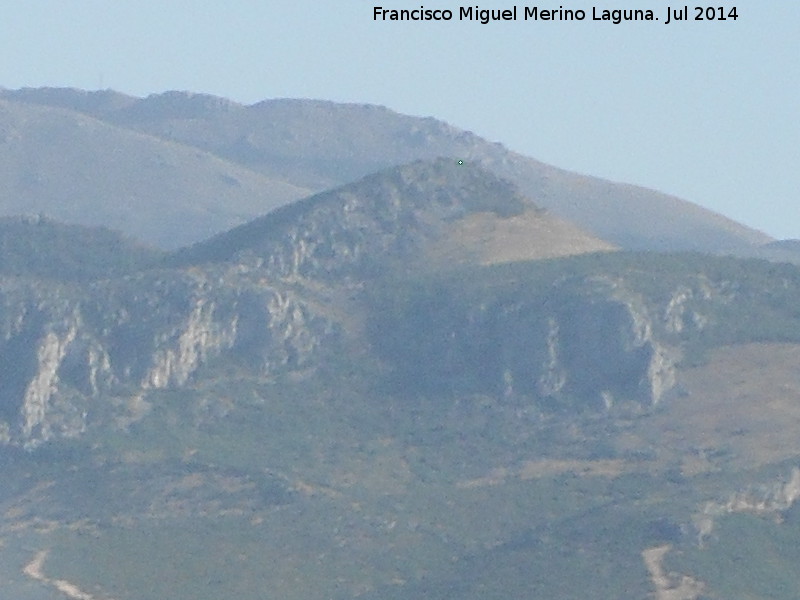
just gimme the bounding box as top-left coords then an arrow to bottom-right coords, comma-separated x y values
2,1 -> 797,239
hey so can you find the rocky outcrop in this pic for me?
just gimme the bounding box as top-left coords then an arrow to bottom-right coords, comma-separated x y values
168,159 -> 538,279
1,160 -> 795,449
374,274 -> 680,411
693,468 -> 800,545
0,160 -> 577,448
2,87 -> 771,253
494,288 -> 676,409
0,269 -> 341,448
642,545 -> 707,600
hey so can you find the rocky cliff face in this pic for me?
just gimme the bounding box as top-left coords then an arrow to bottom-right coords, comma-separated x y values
372,273 -> 680,410
368,251 -> 787,413
693,468 -> 800,544
0,159 -> 578,448
103,257 -> 725,433
1,161 -> 791,450
170,159 -> 540,277
0,269 -> 341,447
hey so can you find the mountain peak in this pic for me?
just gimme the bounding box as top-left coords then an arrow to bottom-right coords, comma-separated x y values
169,158 -> 613,278
0,87 -> 771,253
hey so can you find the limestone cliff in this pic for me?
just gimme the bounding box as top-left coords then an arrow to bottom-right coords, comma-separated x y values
1,159 -> 604,448
2,161 -> 796,450
0,269 -> 341,447
693,468 -> 800,544
368,252 -> 786,412
372,272 -> 680,410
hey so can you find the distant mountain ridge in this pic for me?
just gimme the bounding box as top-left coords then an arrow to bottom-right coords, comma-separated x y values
0,215 -> 162,282
169,159 -> 615,277
0,157 -> 610,448
0,95 -> 310,248
3,91 -> 800,599
0,154 -> 790,451
0,86 -> 773,253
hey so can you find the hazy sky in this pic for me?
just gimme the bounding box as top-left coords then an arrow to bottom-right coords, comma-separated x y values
2,1 -> 798,238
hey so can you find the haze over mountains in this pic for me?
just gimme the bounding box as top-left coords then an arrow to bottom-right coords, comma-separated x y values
0,95 -> 310,248
0,87 -> 776,252
2,87 -> 800,600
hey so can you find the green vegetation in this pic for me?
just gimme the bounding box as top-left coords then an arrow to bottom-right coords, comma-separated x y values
376,250 -> 800,338
3,88 -> 800,600
669,504 -> 800,599
0,216 -> 162,282
3,218 -> 800,599
167,158 -> 529,272
370,251 -> 800,394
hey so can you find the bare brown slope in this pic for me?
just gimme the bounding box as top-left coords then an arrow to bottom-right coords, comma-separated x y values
492,151 -> 773,252
169,159 -> 614,276
0,99 -> 309,248
1,89 -> 772,253
427,209 -> 616,267
634,343 -> 800,472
